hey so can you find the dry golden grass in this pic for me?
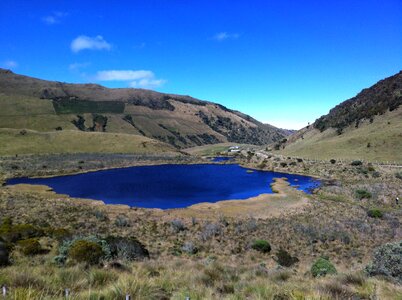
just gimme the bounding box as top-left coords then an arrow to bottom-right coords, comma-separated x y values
165,178 -> 310,220
0,129 -> 179,155
0,255 -> 401,299
279,108 -> 402,163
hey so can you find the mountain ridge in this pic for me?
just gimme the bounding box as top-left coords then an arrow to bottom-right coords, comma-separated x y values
0,69 -> 288,150
277,70 -> 402,163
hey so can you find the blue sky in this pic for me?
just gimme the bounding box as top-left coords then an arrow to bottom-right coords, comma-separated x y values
1,1 -> 401,129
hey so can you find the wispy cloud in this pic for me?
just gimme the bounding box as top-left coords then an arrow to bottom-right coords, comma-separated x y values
96,70 -> 153,81
71,35 -> 111,53
213,32 -> 240,41
129,78 -> 167,89
2,60 -> 18,69
95,70 -> 166,89
69,62 -> 91,71
42,12 -> 68,25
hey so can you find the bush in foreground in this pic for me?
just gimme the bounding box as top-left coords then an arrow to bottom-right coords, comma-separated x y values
275,248 -> 299,267
311,257 -> 337,277
351,160 -> 363,166
366,240 -> 402,283
0,218 -> 44,243
69,240 -> 104,265
18,238 -> 42,256
251,240 -> 271,253
355,189 -> 372,200
54,236 -> 110,266
105,236 -> 149,261
367,208 -> 383,219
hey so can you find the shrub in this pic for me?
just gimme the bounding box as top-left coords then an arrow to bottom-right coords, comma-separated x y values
367,209 -> 383,219
275,249 -> 299,267
68,240 -> 104,265
251,240 -> 271,253
329,159 -> 336,164
311,257 -> 337,277
395,172 -> 402,180
94,210 -> 108,221
280,162 -> 288,168
18,238 -> 42,256
355,189 -> 372,200
181,241 -> 198,255
170,219 -> 186,233
114,215 -> 130,227
366,240 -> 402,283
0,222 -> 44,243
46,228 -> 71,241
0,239 -> 9,266
372,171 -> 381,178
105,236 -> 149,261
54,236 -> 110,266
351,160 -> 363,166
200,223 -> 222,241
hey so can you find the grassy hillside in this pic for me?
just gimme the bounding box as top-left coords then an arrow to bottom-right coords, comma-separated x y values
0,69 -> 288,149
0,129 -> 179,155
279,107 -> 402,163
313,71 -> 402,133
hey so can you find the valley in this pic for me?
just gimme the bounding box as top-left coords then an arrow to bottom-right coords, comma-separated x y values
0,69 -> 401,299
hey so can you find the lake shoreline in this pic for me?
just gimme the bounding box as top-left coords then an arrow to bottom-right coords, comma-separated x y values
6,163 -> 320,209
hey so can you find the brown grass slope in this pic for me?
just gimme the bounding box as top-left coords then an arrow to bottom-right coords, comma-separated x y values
0,129 -> 180,156
279,71 -> 402,163
0,69 -> 288,149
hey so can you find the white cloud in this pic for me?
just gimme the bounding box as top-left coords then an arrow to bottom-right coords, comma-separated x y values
71,35 -> 111,53
95,70 -> 166,89
129,78 -> 167,89
2,60 -> 18,69
42,12 -> 68,25
213,32 -> 240,41
96,70 -> 153,81
69,62 -> 90,71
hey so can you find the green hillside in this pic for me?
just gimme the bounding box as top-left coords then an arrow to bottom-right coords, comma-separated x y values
0,69 -> 288,150
0,129 -> 178,156
279,106 -> 402,163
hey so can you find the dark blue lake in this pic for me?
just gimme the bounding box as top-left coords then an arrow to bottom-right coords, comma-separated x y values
7,164 -> 320,209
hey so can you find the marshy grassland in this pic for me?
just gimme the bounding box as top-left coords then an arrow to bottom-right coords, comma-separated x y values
0,151 -> 401,299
